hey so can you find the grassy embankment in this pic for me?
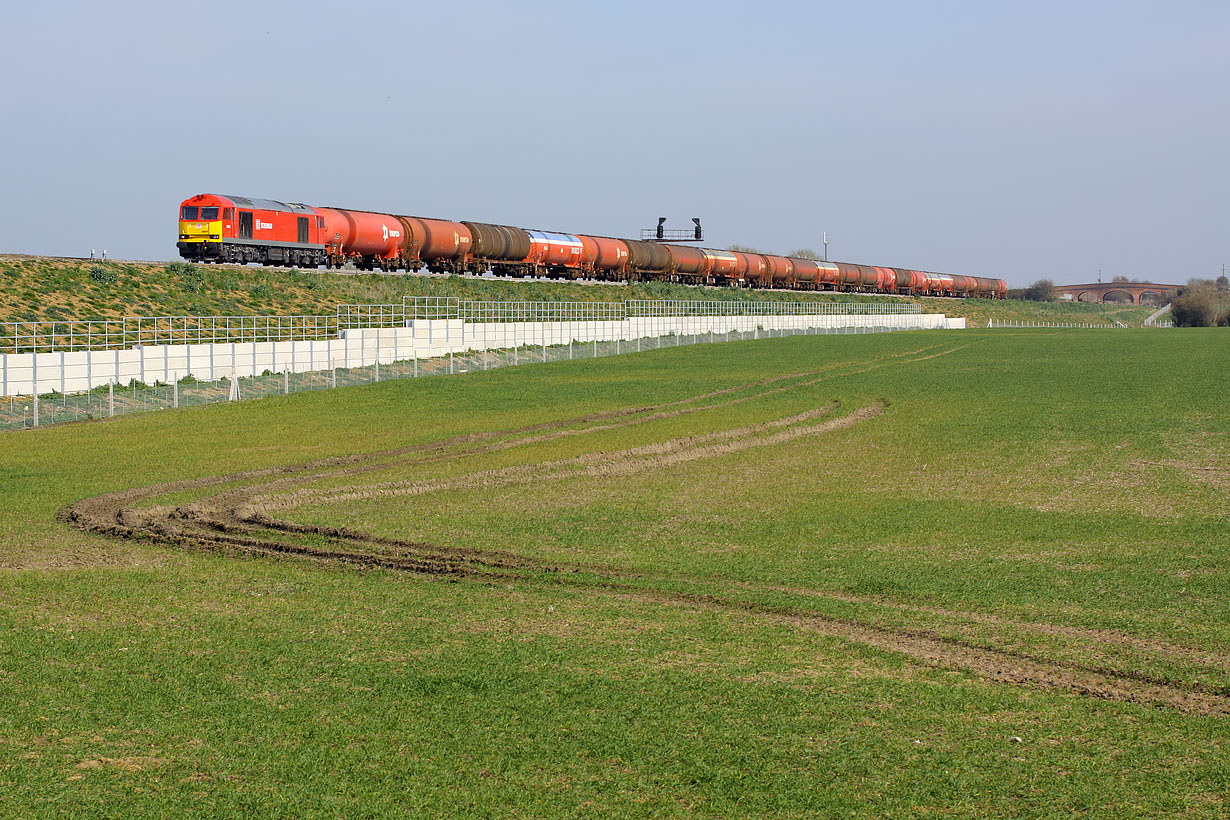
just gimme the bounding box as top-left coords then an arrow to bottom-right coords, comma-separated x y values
0,329 -> 1225,818
0,255 -> 1154,326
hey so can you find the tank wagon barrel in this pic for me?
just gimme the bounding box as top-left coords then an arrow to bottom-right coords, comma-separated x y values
176,193 -> 1007,298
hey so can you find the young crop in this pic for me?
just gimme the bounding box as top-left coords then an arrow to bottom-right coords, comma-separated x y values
0,330 -> 1226,817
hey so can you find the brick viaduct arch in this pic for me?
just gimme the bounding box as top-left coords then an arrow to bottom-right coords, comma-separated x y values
1053,282 -> 1181,305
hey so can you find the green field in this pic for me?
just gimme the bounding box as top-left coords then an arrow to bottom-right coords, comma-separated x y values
0,255 -> 1154,327
1,329 -> 1226,818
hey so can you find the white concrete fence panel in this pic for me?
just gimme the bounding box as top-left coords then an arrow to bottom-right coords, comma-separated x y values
1,312 -> 956,398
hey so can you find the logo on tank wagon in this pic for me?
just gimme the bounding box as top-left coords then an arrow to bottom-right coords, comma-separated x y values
381,224 -> 401,241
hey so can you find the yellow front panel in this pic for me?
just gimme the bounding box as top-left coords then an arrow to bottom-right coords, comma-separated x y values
179,220 -> 223,243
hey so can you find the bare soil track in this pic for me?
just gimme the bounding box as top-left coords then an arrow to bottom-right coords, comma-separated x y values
63,345 -> 1230,716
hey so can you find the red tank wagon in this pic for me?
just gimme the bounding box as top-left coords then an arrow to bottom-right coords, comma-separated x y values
577,235 -> 630,278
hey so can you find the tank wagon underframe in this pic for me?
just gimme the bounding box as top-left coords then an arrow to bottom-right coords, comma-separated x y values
176,194 -> 1007,298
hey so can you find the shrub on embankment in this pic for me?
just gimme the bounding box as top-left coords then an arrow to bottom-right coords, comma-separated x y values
1171,281 -> 1230,327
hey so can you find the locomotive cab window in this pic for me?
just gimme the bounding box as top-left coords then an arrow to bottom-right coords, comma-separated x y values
181,206 -> 199,220
200,206 -> 219,220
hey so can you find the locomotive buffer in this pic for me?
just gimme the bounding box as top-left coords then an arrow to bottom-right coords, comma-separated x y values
642,217 -> 702,242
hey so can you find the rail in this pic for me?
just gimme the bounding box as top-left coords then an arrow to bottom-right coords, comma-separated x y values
624,300 -> 921,317
405,297 -> 920,322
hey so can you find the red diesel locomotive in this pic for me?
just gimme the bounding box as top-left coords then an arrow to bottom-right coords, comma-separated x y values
177,193 -> 1008,298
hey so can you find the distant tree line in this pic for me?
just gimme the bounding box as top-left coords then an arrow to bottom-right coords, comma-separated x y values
727,244 -> 824,260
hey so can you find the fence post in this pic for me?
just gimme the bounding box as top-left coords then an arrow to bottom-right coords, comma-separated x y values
109,381 -> 114,417
33,395 -> 38,427
284,370 -> 289,395
332,365 -> 337,389
173,376 -> 178,408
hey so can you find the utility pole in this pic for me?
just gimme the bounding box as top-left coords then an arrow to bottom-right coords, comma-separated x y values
823,232 -> 829,261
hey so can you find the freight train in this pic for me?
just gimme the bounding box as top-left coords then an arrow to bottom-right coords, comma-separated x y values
177,193 -> 1007,298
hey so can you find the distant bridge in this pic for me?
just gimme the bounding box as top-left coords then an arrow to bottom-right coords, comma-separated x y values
1054,282 -> 1180,305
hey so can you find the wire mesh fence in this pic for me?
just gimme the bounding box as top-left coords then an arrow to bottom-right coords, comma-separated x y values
3,298 -> 925,354
458,300 -> 627,323
0,321 -> 918,432
986,319 -> 1124,329
2,315 -> 342,354
0,308 -> 432,354
336,303 -> 407,329
405,296 -> 460,320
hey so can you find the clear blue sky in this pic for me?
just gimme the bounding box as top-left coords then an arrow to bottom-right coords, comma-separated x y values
2,0 -> 1226,286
